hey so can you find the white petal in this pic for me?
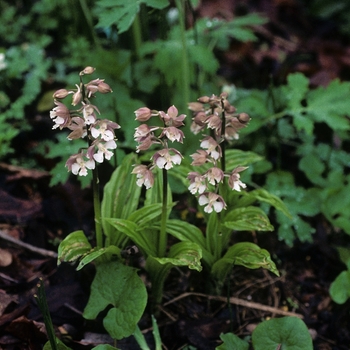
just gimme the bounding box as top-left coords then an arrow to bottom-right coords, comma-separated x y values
93,152 -> 104,163
71,163 -> 80,175
79,167 -> 88,176
198,195 -> 209,206
91,127 -> 100,138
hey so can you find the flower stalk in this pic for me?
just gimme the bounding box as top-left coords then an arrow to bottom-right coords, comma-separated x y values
49,67 -> 117,249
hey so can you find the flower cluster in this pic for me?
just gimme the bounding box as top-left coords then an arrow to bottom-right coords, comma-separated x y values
132,105 -> 185,188
50,67 -> 119,176
188,92 -> 250,141
187,93 -> 250,213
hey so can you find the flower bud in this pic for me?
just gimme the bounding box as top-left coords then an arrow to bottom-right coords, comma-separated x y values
97,81 -> 113,93
237,113 -> 250,124
70,84 -> 82,106
220,92 -> 228,99
134,107 -> 153,121
80,66 -> 95,75
197,96 -> 210,103
53,89 -> 71,99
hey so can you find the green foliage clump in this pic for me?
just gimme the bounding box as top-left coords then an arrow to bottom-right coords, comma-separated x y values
235,72 -> 350,245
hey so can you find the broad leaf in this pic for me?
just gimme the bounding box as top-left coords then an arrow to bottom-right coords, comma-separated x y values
57,230 -> 92,265
237,189 -> 291,218
77,245 -> 121,270
165,219 -> 215,267
225,149 -> 263,169
92,345 -> 120,350
154,242 -> 202,271
224,206 -> 274,232
95,0 -> 140,34
216,332 -> 249,350
252,317 -> 313,350
43,339 -> 72,350
166,219 -> 206,247
212,242 -> 279,281
144,0 -> 169,9
329,270 -> 350,304
83,261 -> 147,340
127,203 -> 163,226
106,218 -> 157,256
307,79 -> 350,131
101,153 -> 141,247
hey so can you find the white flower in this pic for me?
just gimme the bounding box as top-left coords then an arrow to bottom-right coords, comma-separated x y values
132,165 -> 154,189
188,172 -> 206,194
66,153 -> 95,176
152,148 -> 183,170
93,140 -> 117,163
228,167 -> 248,191
91,124 -> 114,141
200,136 -> 221,160
82,104 -> 99,125
0,53 -> 7,71
204,167 -> 224,185
198,192 -> 226,213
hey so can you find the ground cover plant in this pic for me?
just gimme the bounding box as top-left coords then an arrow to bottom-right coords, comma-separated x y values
0,0 -> 350,349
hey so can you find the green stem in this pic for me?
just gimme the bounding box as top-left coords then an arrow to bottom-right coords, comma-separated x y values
158,168 -> 168,257
132,12 -> 143,60
175,0 -> 190,113
92,166 -> 103,249
148,259 -> 171,313
79,0 -> 100,47
34,279 -> 58,350
220,99 -> 226,172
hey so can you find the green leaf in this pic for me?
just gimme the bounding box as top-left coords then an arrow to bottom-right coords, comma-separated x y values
144,167 -> 173,211
166,219 -> 206,247
101,153 -> 142,247
212,242 -> 279,281
252,317 -> 313,350
106,218 -> 157,256
143,0 -> 169,9
127,203 -> 163,226
230,13 -> 268,26
225,149 -> 263,169
238,189 -> 292,218
154,242 -> 203,272
224,206 -> 274,232
165,219 -> 216,265
188,44 -> 219,73
92,345 -> 121,350
334,246 -> 350,267
329,270 -> 350,304
83,261 -> 147,340
286,73 -> 309,110
77,246 -> 121,270
57,230 -> 92,265
95,0 -> 140,34
331,215 -> 350,235
306,79 -> 350,131
43,339 -> 72,350
216,332 -> 249,350
299,153 -> 326,186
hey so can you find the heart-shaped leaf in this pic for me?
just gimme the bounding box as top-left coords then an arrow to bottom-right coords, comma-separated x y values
252,317 -> 313,350
83,261 -> 147,340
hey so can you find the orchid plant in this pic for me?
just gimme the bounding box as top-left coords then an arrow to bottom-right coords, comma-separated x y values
52,67 -> 148,343
52,68 -> 289,345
